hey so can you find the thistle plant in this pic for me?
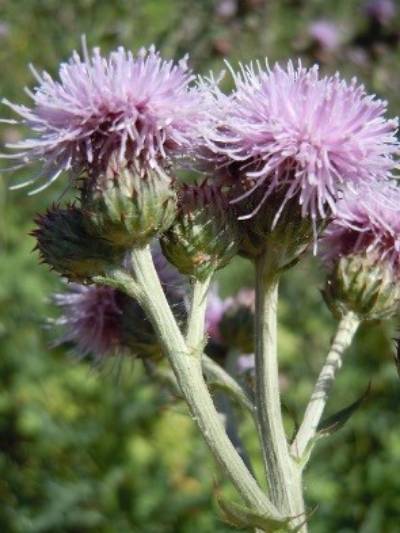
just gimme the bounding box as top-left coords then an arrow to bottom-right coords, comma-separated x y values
3,40 -> 400,532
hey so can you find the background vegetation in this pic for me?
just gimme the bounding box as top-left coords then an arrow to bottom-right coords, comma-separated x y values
0,0 -> 400,531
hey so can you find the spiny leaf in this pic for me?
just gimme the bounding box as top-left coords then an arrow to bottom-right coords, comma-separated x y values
317,382 -> 371,435
217,496 -> 289,532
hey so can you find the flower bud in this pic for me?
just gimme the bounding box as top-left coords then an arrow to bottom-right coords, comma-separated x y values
32,205 -> 124,282
81,157 -> 177,248
234,186 -> 316,269
323,254 -> 400,320
161,184 -> 240,280
219,289 -> 255,353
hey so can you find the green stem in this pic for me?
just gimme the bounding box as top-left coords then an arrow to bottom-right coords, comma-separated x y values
202,354 -> 255,415
292,312 -> 360,460
121,245 -> 284,522
255,256 -> 305,526
186,276 -> 212,352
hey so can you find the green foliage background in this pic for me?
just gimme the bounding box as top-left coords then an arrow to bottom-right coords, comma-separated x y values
0,0 -> 400,531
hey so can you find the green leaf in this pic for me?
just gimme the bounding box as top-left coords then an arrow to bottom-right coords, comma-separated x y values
217,496 -> 290,532
317,382 -> 371,435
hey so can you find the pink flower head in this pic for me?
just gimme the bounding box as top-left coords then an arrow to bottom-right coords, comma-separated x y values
53,284 -> 123,359
309,20 -> 341,51
3,41 -> 204,194
320,181 -> 400,276
205,285 -> 229,343
205,60 -> 399,228
53,247 -> 186,360
364,0 -> 396,26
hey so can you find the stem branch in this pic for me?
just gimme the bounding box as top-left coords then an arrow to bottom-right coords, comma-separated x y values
292,312 -> 360,459
119,246 -> 284,522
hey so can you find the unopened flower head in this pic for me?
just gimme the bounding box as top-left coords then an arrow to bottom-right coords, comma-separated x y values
206,60 -> 399,228
3,41 -> 204,193
321,182 -> 400,320
321,181 -> 400,275
204,286 -> 255,353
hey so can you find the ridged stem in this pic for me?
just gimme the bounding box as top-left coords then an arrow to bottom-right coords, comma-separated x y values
254,256 -> 305,528
123,246 -> 284,522
292,312 -> 360,459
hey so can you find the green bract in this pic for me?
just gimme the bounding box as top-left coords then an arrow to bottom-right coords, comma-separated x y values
82,162 -> 177,248
323,254 -> 400,321
161,185 -> 240,281
32,205 -> 125,282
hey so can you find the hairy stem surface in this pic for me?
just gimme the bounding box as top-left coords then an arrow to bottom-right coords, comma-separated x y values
255,256 -> 305,526
292,312 -> 360,459
121,246 -> 284,522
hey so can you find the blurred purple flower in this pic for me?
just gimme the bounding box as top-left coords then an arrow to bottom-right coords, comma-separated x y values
236,354 -> 255,374
309,20 -> 341,51
0,22 -> 9,39
215,0 -> 238,19
320,181 -> 400,274
364,0 -> 396,26
53,247 -> 186,360
3,42 -> 204,193
205,285 -> 229,343
53,284 -> 123,359
205,61 -> 399,227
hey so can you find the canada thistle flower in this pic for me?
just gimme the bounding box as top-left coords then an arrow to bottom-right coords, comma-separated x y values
53,284 -> 124,359
3,41 -> 204,193
53,247 -> 186,360
321,181 -> 400,319
205,60 -> 399,229
364,0 -> 396,26
205,286 -> 255,354
308,20 -> 341,52
321,181 -> 400,271
205,285 -> 229,344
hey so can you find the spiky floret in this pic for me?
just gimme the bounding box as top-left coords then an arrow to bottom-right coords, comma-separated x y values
204,60 -> 399,226
3,42 -> 204,193
321,181 -> 400,274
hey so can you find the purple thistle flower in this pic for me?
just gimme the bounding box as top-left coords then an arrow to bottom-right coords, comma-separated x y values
364,0 -> 396,26
320,181 -> 400,275
205,285 -> 229,344
2,41 -> 204,194
52,247 -> 186,360
204,60 -> 399,227
309,20 -> 341,52
53,284 -> 124,359
236,354 -> 255,374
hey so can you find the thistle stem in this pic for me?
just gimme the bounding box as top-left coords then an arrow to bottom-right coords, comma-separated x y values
202,354 -> 255,414
292,312 -> 360,459
119,245 -> 285,522
186,276 -> 212,352
254,256 -> 305,525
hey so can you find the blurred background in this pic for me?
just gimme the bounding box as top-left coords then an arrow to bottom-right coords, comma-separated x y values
1,0 -> 400,531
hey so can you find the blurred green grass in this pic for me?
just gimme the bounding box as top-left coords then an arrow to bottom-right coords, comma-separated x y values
1,0 -> 400,531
